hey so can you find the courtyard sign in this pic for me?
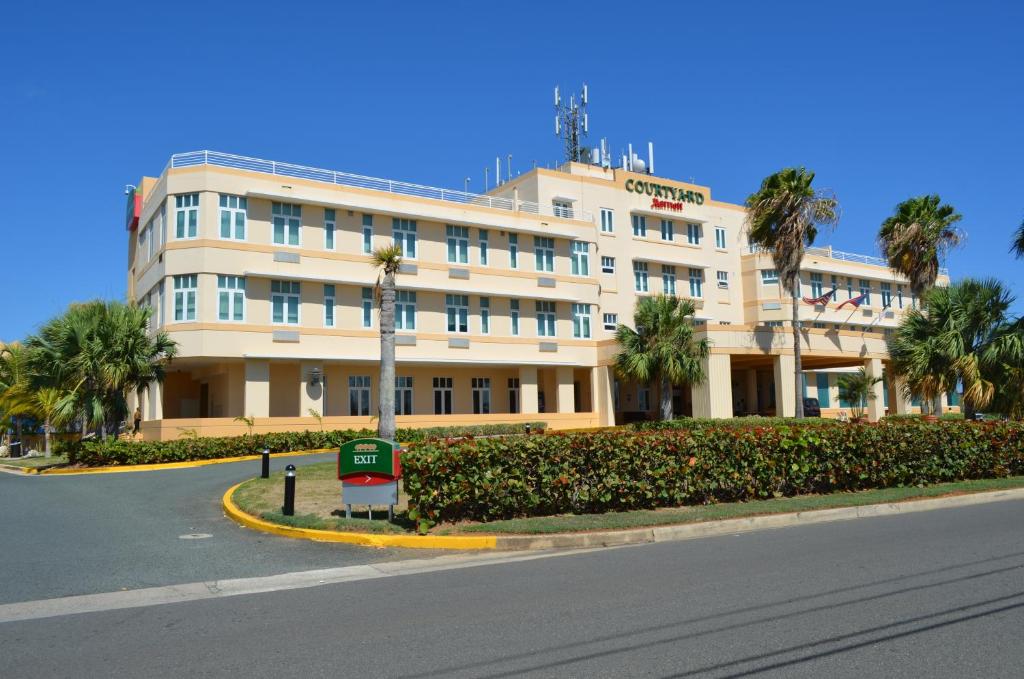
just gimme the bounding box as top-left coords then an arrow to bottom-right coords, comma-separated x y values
338,437 -> 402,520
625,178 -> 705,206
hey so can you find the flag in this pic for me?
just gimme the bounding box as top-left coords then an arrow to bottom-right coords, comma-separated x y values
836,293 -> 867,310
802,287 -> 837,306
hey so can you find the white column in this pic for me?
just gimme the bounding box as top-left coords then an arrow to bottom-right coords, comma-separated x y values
865,357 -> 886,422
891,372 -> 913,415
300,362 -> 325,417
692,354 -> 733,419
244,359 -> 270,418
149,380 -> 163,421
744,369 -> 758,415
591,366 -> 615,426
519,366 -> 539,414
556,366 -> 575,414
773,354 -> 796,417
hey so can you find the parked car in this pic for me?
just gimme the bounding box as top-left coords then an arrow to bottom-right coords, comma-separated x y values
803,398 -> 822,417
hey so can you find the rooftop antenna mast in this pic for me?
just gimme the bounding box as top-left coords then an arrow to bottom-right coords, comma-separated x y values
554,83 -> 589,164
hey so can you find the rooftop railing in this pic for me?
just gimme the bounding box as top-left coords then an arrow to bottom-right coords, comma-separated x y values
746,244 -> 949,276
166,150 -> 593,223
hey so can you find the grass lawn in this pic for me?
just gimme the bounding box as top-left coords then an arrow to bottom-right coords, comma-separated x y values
0,455 -> 69,470
230,462 -> 1024,536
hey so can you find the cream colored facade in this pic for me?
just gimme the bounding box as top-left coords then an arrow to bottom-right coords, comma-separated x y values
126,152 -> 955,440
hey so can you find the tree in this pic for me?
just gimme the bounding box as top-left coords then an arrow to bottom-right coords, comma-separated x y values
837,368 -> 883,421
878,195 -> 962,298
1011,218 -> 1024,259
745,167 -> 839,418
614,295 -> 710,421
0,344 -> 36,448
32,387 -> 76,457
372,244 -> 403,441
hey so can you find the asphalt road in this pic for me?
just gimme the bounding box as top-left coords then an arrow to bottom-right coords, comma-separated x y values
3,497 -> 1024,677
0,453 -> 435,605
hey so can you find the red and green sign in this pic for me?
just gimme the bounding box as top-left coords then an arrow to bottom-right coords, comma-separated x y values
625,178 -> 705,205
338,438 -> 401,486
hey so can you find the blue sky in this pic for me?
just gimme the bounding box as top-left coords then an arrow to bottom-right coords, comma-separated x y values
1,0 -> 1021,341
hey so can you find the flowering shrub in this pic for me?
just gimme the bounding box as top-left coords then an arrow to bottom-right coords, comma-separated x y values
402,420 -> 1024,530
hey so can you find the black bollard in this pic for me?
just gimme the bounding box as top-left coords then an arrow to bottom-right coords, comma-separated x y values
525,423 -> 532,435
282,464 -> 296,516
261,448 -> 270,479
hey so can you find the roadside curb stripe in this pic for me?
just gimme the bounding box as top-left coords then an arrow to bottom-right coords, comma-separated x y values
221,483 -> 497,551
32,449 -> 336,476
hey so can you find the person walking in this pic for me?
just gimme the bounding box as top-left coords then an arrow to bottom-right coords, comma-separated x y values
132,407 -> 142,436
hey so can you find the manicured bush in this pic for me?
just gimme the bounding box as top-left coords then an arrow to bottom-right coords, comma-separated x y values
401,420 -> 1024,530
70,422 -> 546,467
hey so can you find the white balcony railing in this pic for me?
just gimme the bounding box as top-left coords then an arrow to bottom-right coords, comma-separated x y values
165,150 -> 593,223
746,244 -> 949,277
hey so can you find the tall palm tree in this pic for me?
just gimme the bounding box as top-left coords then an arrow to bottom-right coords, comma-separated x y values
0,344 -> 36,449
33,386 -> 77,457
746,167 -> 839,418
1011,218 -> 1024,259
372,244 -> 403,441
878,195 -> 962,298
614,295 -> 710,421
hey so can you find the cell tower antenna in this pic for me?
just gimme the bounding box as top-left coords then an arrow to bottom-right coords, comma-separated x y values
553,82 -> 590,163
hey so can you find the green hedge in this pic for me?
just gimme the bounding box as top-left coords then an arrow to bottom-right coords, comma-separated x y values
71,422 -> 546,467
401,420 -> 1024,530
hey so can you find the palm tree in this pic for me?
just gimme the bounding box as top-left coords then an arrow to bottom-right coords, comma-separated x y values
33,387 -> 76,457
746,167 -> 840,418
878,195 -> 962,298
372,244 -> 403,441
614,295 -> 711,421
1011,218 -> 1024,259
837,368 -> 883,422
0,344 -> 36,449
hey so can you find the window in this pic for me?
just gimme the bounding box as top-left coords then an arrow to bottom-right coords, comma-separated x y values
510,299 -> 520,336
446,225 -> 469,264
810,273 -> 823,298
271,280 -> 300,325
348,376 -> 371,416
173,274 -> 197,321
508,378 -> 520,414
638,387 -> 651,412
472,377 -> 491,414
603,313 -> 617,331
689,268 -> 704,297
552,200 -> 573,219
846,277 -> 854,299
536,301 -> 556,337
572,303 -> 591,338
479,297 -> 491,334
361,287 -> 373,328
446,294 -> 469,333
324,208 -> 336,251
323,284 -> 335,327
479,229 -> 489,265
219,194 -> 246,240
509,233 -> 519,269
432,377 -> 453,415
217,275 -> 245,321
361,214 -> 372,254
175,194 -> 199,239
662,265 -> 677,295
634,261 -> 649,292
272,202 -> 301,246
859,279 -> 871,305
660,219 -> 674,241
717,271 -> 729,289
601,256 -> 615,274
761,269 -> 779,285
395,290 -> 416,330
534,237 -> 554,272
570,241 -> 590,276
714,227 -> 727,249
897,285 -> 905,309
764,320 -> 784,328
393,218 -> 417,258
881,282 -> 892,308
395,376 -> 413,415
600,208 -> 614,233
632,214 -> 647,237
813,322 -> 826,329
831,275 -> 839,300
686,222 -> 701,245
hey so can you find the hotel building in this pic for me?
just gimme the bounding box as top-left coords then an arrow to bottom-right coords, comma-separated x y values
125,151 -> 954,440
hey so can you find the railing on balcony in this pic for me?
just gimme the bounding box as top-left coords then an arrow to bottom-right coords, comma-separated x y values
745,244 -> 949,276
166,150 -> 593,223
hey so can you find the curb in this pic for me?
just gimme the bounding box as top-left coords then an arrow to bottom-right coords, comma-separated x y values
31,449 -> 335,476
221,481 -> 1024,553
221,482 -> 497,551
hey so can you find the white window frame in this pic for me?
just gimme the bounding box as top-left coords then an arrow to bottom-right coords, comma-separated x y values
632,214 -> 647,237
570,241 -> 590,276
536,301 -> 556,337
272,202 -> 301,247
660,219 -> 674,242
662,265 -> 677,295
686,222 -> 701,245
552,200 -> 573,219
881,282 -> 892,308
361,214 -> 373,254
479,297 -> 491,334
603,313 -> 617,331
479,229 -> 489,266
348,376 -> 371,416
361,287 -> 373,328
761,269 -> 779,285
510,299 -> 520,336
572,303 -> 591,339
634,261 -> 649,293
432,377 -> 453,415
324,209 -> 336,251
810,272 -> 823,298
859,279 -> 872,305
446,294 -> 469,334
395,376 -> 414,415
175,193 -> 199,239
323,284 -> 335,328
688,268 -> 704,298
717,271 -> 729,289
393,218 -> 417,259
395,290 -> 416,330
600,208 -> 614,233
509,233 -> 519,269
601,256 -> 615,274
534,236 -> 554,272
217,275 -> 246,322
714,227 -> 727,250
271,280 -> 300,325
173,274 -> 198,322
508,378 -> 521,414
471,377 -> 491,414
219,194 -> 247,241
446,224 -> 469,264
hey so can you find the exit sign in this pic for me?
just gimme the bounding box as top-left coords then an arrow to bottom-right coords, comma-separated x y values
338,438 -> 401,485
